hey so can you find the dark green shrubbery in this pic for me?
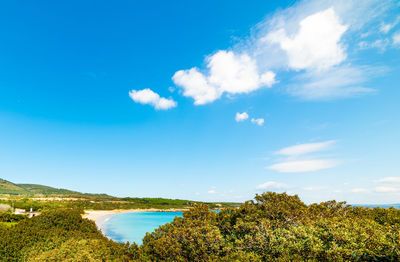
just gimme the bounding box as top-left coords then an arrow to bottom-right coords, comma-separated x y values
142,192 -> 400,261
0,212 -> 26,223
0,208 -> 138,261
0,192 -> 399,261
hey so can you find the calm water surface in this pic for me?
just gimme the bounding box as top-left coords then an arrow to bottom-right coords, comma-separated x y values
104,211 -> 183,245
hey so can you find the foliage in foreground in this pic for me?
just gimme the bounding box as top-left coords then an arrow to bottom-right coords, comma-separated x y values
0,192 -> 399,261
0,208 -> 139,261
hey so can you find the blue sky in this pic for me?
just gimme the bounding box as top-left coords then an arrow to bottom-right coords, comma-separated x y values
0,0 -> 399,204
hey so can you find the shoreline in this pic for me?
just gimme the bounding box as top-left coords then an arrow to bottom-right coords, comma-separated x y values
83,208 -> 188,234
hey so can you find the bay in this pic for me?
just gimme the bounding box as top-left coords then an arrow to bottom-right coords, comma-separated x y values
104,211 -> 183,245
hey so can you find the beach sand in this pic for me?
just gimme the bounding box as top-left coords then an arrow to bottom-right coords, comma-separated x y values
83,208 -> 188,234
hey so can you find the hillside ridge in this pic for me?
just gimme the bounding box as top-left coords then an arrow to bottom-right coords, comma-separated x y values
0,178 -> 109,197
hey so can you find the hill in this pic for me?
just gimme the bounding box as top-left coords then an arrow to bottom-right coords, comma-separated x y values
0,178 -> 108,197
0,179 -> 28,195
17,184 -> 80,195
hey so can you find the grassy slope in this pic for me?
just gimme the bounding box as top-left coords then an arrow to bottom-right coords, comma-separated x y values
0,178 -> 113,198
17,184 -> 79,195
0,179 -> 27,195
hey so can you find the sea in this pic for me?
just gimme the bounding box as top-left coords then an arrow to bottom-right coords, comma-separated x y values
103,211 -> 183,245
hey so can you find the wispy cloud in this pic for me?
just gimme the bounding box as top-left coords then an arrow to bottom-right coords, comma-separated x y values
268,159 -> 339,173
267,140 -> 339,173
374,177 -> 400,193
380,16 -> 400,34
256,181 -> 291,190
348,178 -> 400,194
288,65 -> 375,100
359,39 -> 391,52
129,89 -> 177,110
375,186 -> 400,193
275,140 -> 335,156
302,186 -> 327,191
374,177 -> 400,183
351,188 -> 370,193
393,32 -> 400,46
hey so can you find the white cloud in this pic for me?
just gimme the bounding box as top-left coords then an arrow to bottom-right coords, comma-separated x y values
172,68 -> 220,105
129,88 -> 177,110
276,140 -> 335,156
380,24 -> 392,34
268,140 -> 339,173
288,63 -> 375,100
173,51 -> 275,105
251,118 -> 264,126
393,32 -> 400,46
375,177 -> 400,183
380,16 -> 400,34
265,8 -> 347,71
235,112 -> 249,122
208,51 -> 276,93
302,186 -> 327,191
235,112 -> 264,126
267,159 -> 339,173
351,188 -> 369,193
254,0 -> 393,99
171,0 -> 395,103
207,190 -> 216,194
359,39 -> 390,52
256,181 -> 290,190
375,186 -> 400,193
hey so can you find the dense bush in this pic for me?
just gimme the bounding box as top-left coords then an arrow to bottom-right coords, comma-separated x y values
0,208 -> 138,261
0,212 -> 26,222
142,192 -> 400,261
1,192 -> 399,261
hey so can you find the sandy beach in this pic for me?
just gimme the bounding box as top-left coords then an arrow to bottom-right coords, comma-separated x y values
83,208 -> 188,234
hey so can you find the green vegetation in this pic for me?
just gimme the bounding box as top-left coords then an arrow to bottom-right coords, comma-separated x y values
0,208 -> 138,261
0,197 -> 229,212
0,178 -> 238,211
17,183 -> 81,195
0,178 -> 113,197
1,192 -> 399,261
0,212 -> 26,222
140,192 -> 400,261
0,212 -> 27,228
0,179 -> 28,195
0,222 -> 18,228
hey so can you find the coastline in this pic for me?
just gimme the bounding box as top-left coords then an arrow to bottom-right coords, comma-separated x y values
83,208 -> 188,234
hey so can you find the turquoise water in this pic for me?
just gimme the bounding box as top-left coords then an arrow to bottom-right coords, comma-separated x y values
104,211 -> 183,245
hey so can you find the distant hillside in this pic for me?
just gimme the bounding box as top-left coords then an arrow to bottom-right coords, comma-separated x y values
17,184 -> 80,195
0,178 -> 107,197
0,179 -> 28,195
0,178 -> 240,210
